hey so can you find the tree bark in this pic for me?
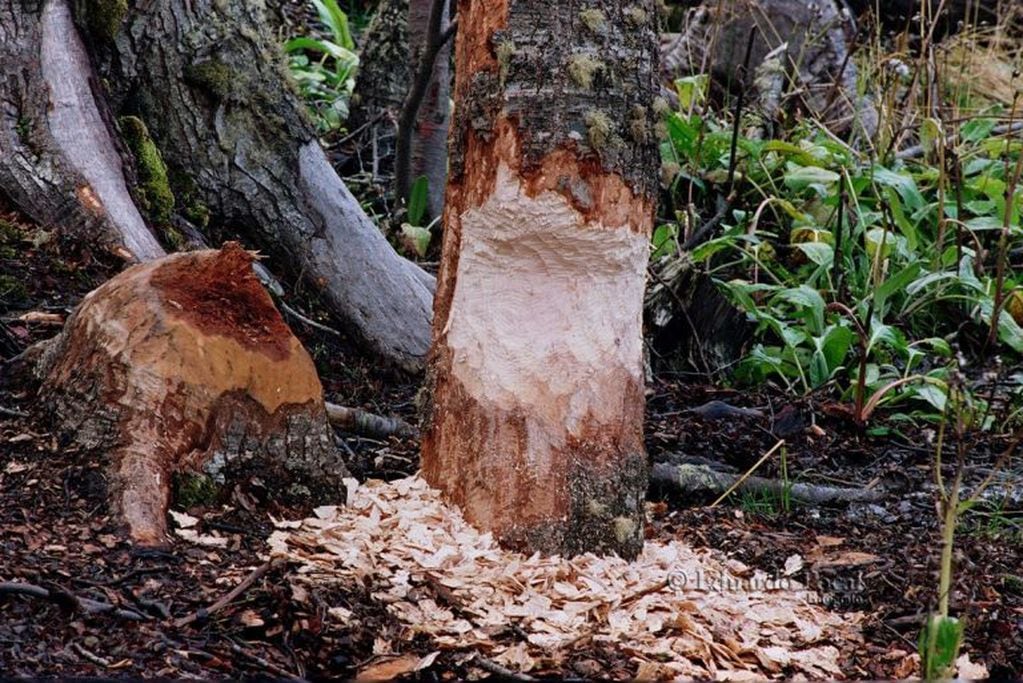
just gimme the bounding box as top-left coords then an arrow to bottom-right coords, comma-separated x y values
346,0 -> 410,173
25,244 -> 346,545
403,0 -> 452,220
100,0 -> 435,371
0,0 -> 164,261
421,0 -> 660,559
1,0 -> 434,371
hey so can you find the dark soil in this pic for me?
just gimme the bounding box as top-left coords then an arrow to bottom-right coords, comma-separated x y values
2,199 -> 1022,678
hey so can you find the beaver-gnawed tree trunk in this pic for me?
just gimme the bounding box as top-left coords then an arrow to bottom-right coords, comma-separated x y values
421,0 -> 659,559
0,0 -> 434,371
21,244 -> 347,546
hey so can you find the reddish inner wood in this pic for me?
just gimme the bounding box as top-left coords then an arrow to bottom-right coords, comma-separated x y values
150,242 -> 292,361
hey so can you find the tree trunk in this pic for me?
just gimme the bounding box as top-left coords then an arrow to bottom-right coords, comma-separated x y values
421,0 -> 660,559
1,0 -> 434,371
664,0 -> 878,138
102,0 -> 435,371
346,0 -> 410,174
0,0 -> 164,261
24,244 -> 346,545
405,0 -> 451,220
346,0 -> 451,222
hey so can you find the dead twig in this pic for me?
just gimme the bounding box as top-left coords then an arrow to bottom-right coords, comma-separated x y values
0,404 -> 29,418
72,642 -> 113,668
174,560 -> 278,628
279,302 -> 342,337
227,640 -> 308,682
475,656 -> 535,681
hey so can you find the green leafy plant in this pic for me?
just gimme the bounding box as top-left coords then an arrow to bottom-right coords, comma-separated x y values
398,175 -> 433,258
654,81 -> 1023,424
285,0 -> 359,135
918,378 -> 1020,679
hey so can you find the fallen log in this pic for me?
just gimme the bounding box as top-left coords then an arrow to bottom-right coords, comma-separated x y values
650,462 -> 883,505
21,243 -> 348,545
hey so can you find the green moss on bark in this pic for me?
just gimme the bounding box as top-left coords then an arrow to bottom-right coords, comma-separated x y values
567,54 -> 604,90
119,116 -> 175,224
83,0 -> 128,42
173,472 -> 221,508
184,59 -> 234,100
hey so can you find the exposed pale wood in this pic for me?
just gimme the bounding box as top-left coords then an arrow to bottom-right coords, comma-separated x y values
30,244 -> 347,545
422,0 -> 660,559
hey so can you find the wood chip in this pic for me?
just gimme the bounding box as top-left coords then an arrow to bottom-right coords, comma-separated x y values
270,476 -> 862,678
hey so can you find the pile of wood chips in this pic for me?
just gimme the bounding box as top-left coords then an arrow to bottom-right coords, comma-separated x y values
267,476 -> 862,679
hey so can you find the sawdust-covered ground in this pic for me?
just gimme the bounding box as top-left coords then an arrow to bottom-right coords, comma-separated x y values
2,199 -> 1021,678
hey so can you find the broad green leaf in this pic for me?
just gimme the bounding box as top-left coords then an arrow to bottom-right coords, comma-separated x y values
905,271 -> 957,296
864,228 -> 894,260
777,285 -> 825,334
876,262 -> 922,312
796,242 -> 834,267
961,117 -> 998,144
784,165 -> 840,192
920,117 -> 942,156
913,384 -> 948,412
285,36 -> 353,61
873,165 -> 924,212
919,614 -> 963,680
820,325 -> 854,371
407,175 -> 430,227
400,224 -> 431,258
674,75 -> 709,110
312,0 -> 354,49
884,186 -> 919,250
964,216 -> 1004,232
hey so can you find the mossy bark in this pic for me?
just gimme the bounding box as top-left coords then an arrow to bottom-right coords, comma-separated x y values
0,0 -> 434,370
88,0 -> 435,371
0,0 -> 165,261
422,0 -> 660,560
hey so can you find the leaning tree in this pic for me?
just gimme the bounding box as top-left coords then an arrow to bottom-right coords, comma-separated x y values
421,0 -> 660,559
0,0 -> 434,371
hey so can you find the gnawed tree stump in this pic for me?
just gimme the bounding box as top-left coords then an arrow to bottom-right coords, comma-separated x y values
27,243 -> 347,545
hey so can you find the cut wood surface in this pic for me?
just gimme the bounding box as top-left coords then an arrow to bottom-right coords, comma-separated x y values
422,0 -> 660,559
27,243 -> 347,545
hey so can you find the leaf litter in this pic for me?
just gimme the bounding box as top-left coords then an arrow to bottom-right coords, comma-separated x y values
269,475 -> 862,679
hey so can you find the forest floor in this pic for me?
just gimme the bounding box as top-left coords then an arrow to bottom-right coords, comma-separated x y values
2,203 -> 1022,679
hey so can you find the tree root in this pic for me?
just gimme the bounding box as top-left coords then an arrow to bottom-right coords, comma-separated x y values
0,581 -> 148,621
